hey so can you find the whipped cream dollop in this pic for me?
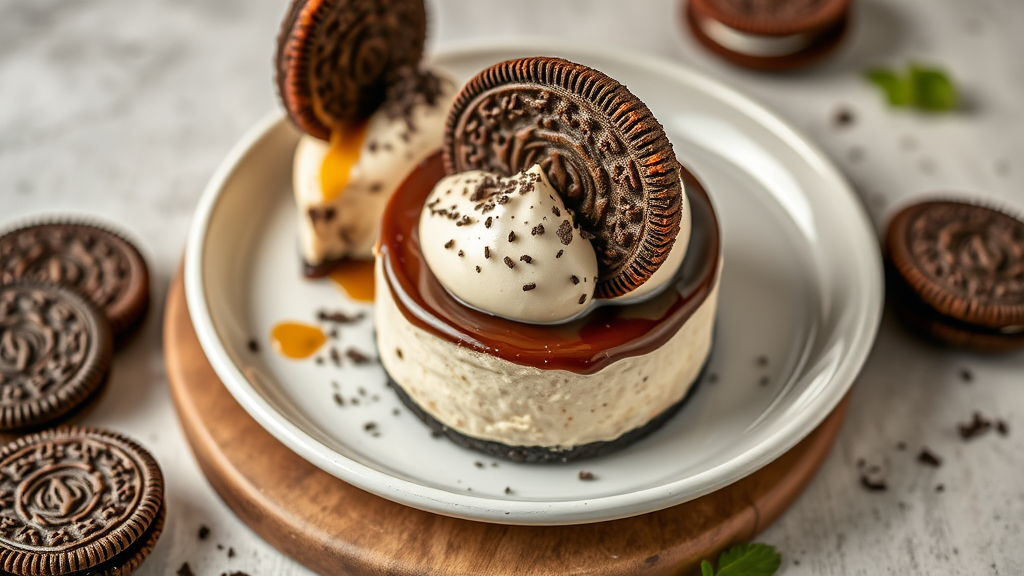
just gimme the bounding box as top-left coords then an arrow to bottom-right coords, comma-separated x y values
418,165 -> 599,324
294,68 -> 456,264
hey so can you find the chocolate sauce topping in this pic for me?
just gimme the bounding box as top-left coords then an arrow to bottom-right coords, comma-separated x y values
379,153 -> 720,375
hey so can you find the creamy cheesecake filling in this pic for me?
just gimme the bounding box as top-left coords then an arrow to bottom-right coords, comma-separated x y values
698,16 -> 812,56
293,70 -> 456,266
376,258 -> 720,449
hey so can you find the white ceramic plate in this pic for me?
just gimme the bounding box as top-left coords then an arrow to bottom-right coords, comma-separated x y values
184,40 -> 882,525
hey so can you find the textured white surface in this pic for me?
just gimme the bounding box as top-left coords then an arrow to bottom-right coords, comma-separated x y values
0,0 -> 1022,574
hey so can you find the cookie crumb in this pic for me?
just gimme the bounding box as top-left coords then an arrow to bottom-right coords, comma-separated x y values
504,256 -> 515,269
177,563 -> 195,576
958,411 -> 992,440
556,249 -> 564,258
364,422 -> 378,432
758,376 -> 770,387
996,420 -> 1009,436
474,461 -> 484,468
475,266 -> 481,273
484,246 -> 491,259
896,441 -> 906,451
505,486 -> 513,494
345,348 -> 373,365
333,393 -> 345,407
247,339 -> 259,353
935,484 -> 945,493
860,475 -> 887,492
578,471 -> 595,481
228,547 -> 236,558
531,224 -> 545,236
960,369 -> 973,383
198,525 -> 210,540
707,373 -> 718,384
571,275 -> 579,285
523,283 -> 537,291
833,107 -> 855,127
755,355 -> 768,367
917,447 -> 942,468
317,310 -> 366,324
444,239 -> 454,249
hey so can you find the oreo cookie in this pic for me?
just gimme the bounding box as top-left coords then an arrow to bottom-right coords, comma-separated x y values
685,0 -> 849,71
442,57 -> 685,299
275,0 -> 427,140
0,427 -> 165,576
0,282 -> 112,432
885,200 -> 1024,352
0,221 -> 150,340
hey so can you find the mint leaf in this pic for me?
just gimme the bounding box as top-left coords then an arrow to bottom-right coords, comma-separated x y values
701,560 -> 716,576
910,65 -> 958,111
866,68 -> 912,107
715,543 -> 782,576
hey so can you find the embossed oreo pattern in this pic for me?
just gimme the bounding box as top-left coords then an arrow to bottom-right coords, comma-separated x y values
0,428 -> 163,576
694,0 -> 849,34
276,0 -> 427,140
443,57 -> 683,299
0,284 -> 111,431
888,201 -> 1024,328
0,223 -> 149,338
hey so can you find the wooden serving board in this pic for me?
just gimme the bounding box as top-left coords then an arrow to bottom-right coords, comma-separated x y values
164,272 -> 848,576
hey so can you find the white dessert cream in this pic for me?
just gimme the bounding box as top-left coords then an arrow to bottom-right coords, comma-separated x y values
418,166 -> 599,324
698,16 -> 811,56
293,69 -> 456,267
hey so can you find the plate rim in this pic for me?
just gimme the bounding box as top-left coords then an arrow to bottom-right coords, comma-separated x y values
184,38 -> 883,525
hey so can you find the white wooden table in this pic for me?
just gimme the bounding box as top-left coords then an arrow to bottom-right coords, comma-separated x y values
1,0 -> 1022,573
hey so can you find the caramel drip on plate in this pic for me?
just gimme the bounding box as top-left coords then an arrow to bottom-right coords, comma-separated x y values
378,153 -> 721,375
329,259 -> 376,302
320,122 -> 369,202
270,322 -> 327,359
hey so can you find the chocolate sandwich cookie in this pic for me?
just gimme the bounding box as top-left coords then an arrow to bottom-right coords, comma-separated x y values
0,427 -> 165,576
885,200 -> 1024,352
443,57 -> 685,299
275,0 -> 427,140
0,221 -> 150,340
685,0 -> 849,71
0,283 -> 112,432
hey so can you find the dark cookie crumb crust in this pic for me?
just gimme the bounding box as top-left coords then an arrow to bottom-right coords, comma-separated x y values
385,351 -> 710,463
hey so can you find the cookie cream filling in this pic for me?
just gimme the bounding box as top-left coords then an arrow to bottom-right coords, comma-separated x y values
375,258 -> 720,449
418,165 -> 692,323
698,16 -> 811,57
293,69 -> 456,266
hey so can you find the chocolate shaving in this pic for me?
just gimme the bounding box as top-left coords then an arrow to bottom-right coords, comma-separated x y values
504,256 -> 515,269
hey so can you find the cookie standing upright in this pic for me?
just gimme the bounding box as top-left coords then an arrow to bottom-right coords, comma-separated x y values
885,200 -> 1024,352
275,0 -> 428,139
443,56 -> 685,299
0,221 -> 150,340
685,0 -> 850,71
0,427 -> 165,576
0,282 -> 113,432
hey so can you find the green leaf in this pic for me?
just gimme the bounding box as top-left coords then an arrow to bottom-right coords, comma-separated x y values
701,560 -> 716,576
910,64 -> 958,112
866,68 -> 912,106
715,543 -> 782,576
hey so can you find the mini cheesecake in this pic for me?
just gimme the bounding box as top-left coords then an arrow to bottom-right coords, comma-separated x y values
375,155 -> 720,462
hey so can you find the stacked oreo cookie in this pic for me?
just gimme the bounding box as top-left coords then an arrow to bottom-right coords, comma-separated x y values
0,220 -> 166,574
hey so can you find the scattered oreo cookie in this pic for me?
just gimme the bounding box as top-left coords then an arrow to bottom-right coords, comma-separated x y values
0,282 -> 113,432
885,200 -> 1024,352
444,57 -> 685,299
685,0 -> 850,71
0,427 -> 165,576
275,0 -> 427,139
0,220 -> 150,340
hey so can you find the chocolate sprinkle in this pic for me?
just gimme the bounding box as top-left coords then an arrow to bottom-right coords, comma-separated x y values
520,255 -> 532,263
578,471 -> 595,481
523,283 -> 537,291
917,448 -> 942,468
571,275 -> 579,285
504,256 -> 515,269
556,220 -> 573,245
578,294 -> 586,304
531,224 -> 545,236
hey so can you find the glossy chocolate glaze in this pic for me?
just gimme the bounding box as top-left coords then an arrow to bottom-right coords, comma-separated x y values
378,152 -> 721,375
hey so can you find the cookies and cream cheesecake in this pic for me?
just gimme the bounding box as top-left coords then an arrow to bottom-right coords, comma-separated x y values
375,58 -> 722,462
275,0 -> 454,275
